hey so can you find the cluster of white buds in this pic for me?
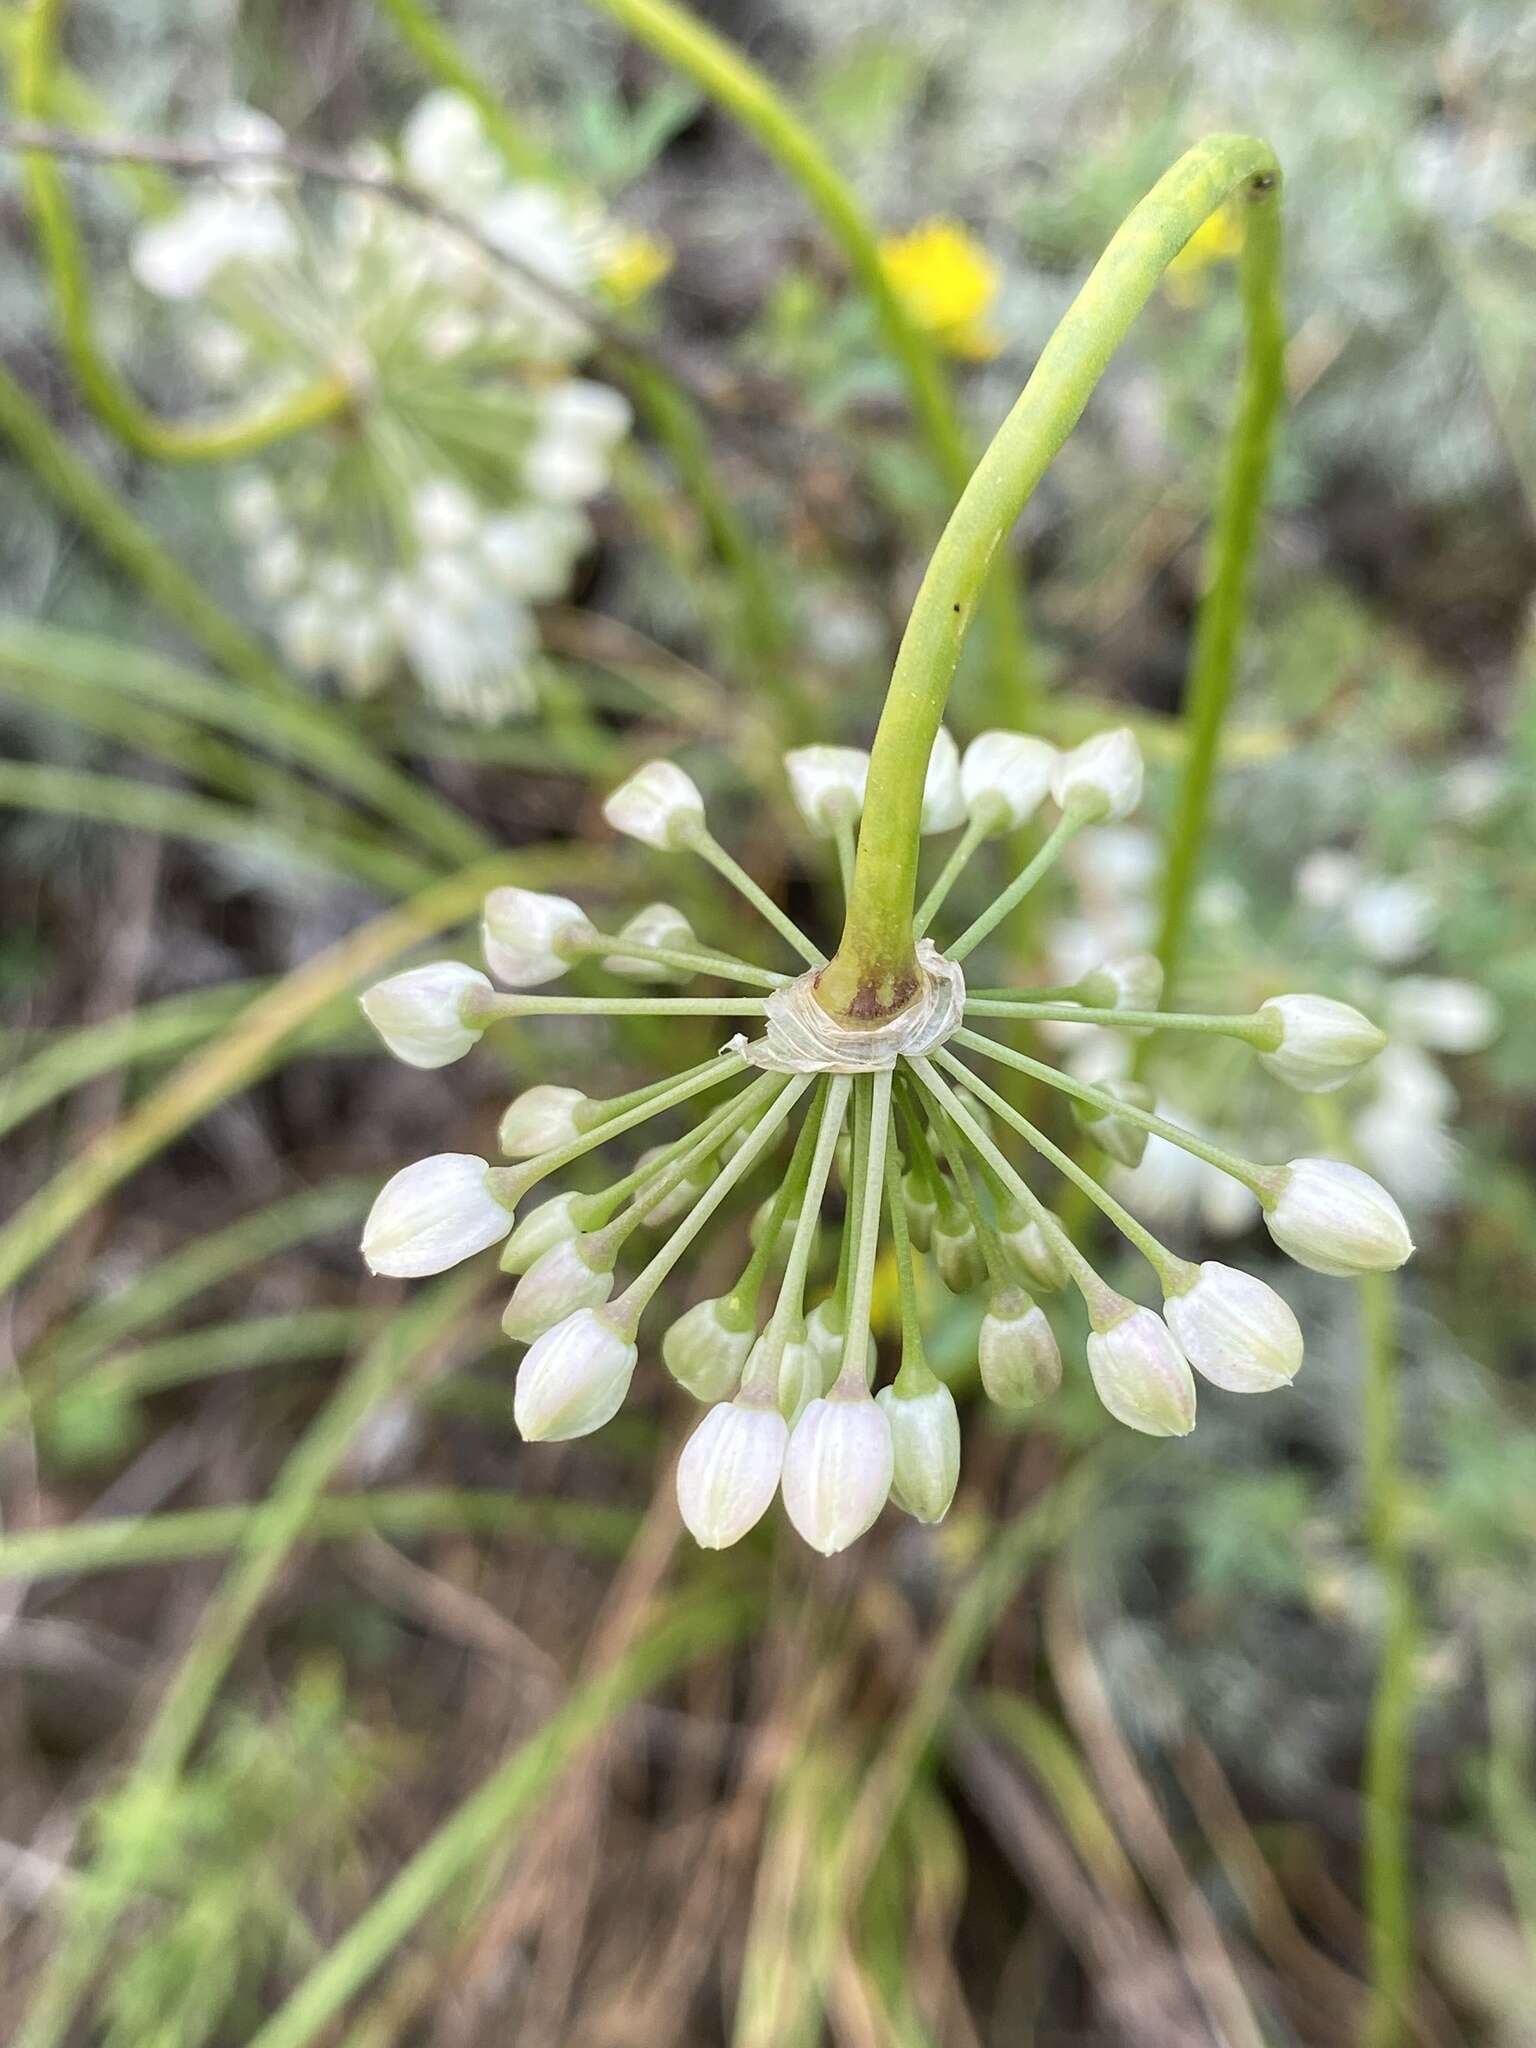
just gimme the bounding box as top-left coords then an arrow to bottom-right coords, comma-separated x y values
133,93 -> 653,720
359,724 -> 1412,1555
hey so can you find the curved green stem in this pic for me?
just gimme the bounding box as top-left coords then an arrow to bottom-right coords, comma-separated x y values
17,0 -> 353,462
581,0 -> 1035,708
370,0 -> 551,176
1153,191 -> 1285,998
818,135 -> 1282,1023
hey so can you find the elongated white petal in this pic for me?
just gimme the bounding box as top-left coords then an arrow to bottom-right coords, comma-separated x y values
363,1154 -> 512,1277
1085,1304 -> 1195,1436
877,1380 -> 960,1522
1164,1262 -> 1302,1392
603,761 -> 705,849
360,961 -> 491,1069
960,731 -> 1056,832
676,1398 -> 787,1548
1257,994 -> 1387,1093
784,745 -> 869,836
502,1235 -> 614,1342
979,1288 -> 1062,1407
1050,728 -> 1143,822
781,1389 -> 893,1554
499,1084 -> 588,1157
920,727 -> 966,833
513,1309 -> 637,1442
662,1297 -> 755,1402
1265,1158 -> 1413,1275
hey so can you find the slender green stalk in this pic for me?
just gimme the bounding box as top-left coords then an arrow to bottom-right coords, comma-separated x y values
565,929 -> 788,987
0,357 -> 292,692
16,1271 -> 484,2048
749,1075 -> 849,1369
818,136 -> 1282,1022
1153,191 -> 1285,998
582,0 -> 1036,709
481,991 -> 769,1020
0,1485 -> 636,1585
16,0 -> 352,462
955,1027 -> 1274,1197
835,1066 -> 893,1387
962,999 -> 1264,1041
691,827 -> 824,965
948,814 -> 1081,963
245,1590 -> 755,2048
912,810 -> 991,938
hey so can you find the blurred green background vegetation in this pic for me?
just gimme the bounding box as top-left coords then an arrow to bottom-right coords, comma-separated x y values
1,0 -> 1533,2042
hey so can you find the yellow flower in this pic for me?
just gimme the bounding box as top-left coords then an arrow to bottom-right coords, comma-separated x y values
1164,204 -> 1245,308
879,219 -> 1002,361
602,228 -> 674,307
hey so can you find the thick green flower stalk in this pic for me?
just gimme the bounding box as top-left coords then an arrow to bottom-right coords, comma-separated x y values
357,138 -> 1414,1555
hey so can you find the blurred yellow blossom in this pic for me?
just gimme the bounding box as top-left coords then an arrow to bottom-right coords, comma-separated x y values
1164,204 -> 1245,307
879,219 -> 1002,360
603,227 -> 674,305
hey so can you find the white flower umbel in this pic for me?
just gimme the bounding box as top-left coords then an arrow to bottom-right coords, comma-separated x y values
503,1234 -> 616,1341
676,1395 -> 788,1549
1256,994 -> 1387,1093
1163,1263 -> 1302,1393
499,1084 -> 589,1158
920,728 -> 967,834
877,1375 -> 960,1523
1264,1159 -> 1414,1276
979,1286 -> 1063,1407
1085,1299 -> 1196,1436
662,1297 -> 756,1402
784,746 -> 870,836
960,731 -> 1057,832
360,961 -> 492,1069
781,1384 -> 894,1555
481,887 -> 595,987
1050,728 -> 1144,822
513,1308 -> 638,1442
602,761 -> 706,849
363,1154 -> 514,1277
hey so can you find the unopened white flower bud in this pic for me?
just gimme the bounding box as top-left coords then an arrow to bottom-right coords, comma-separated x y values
1051,728 -> 1144,822
960,731 -> 1056,832
603,761 -> 706,849
503,1233 -> 615,1341
481,886 -> 594,987
750,1191 -> 801,1255
979,1287 -> 1062,1406
803,1297 -> 875,1389
1086,1301 -> 1196,1436
663,1298 -> 755,1402
1163,1262 -> 1302,1393
677,1395 -> 787,1548
513,1308 -> 637,1441
633,1147 -> 706,1227
542,378 -> 633,449
920,726 -> 966,833
1386,976 -> 1500,1055
500,1191 -> 583,1274
1072,1081 -> 1153,1169
877,1375 -> 960,1522
360,961 -> 491,1069
934,1216 -> 987,1294
999,1212 -> 1068,1293
902,1170 -> 938,1253
411,477 -> 480,551
1075,952 -> 1164,1014
1256,994 -> 1387,1093
775,1332 -> 822,1425
1264,1159 -> 1413,1276
603,902 -> 697,982
784,745 -> 869,836
362,1154 -> 513,1277
781,1386 -> 894,1554
499,1084 -> 588,1158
